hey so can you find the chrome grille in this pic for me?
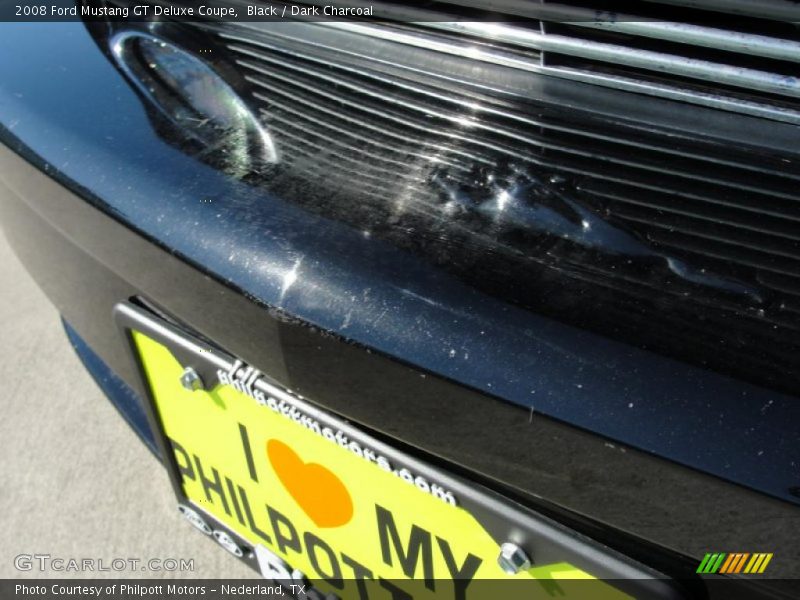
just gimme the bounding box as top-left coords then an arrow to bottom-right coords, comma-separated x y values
208,20 -> 800,393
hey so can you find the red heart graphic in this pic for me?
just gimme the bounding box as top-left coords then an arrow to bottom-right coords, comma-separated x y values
266,439 -> 353,528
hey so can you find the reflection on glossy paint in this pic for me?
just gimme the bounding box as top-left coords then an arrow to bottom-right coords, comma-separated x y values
280,256 -> 303,305
430,165 -> 764,304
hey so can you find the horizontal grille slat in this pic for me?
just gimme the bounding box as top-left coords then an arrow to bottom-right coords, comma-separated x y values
641,0 -> 800,22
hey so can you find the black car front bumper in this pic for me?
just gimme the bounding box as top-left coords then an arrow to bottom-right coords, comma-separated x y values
0,20 -> 798,598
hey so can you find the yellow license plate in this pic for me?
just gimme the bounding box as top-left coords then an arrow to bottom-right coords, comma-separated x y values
129,324 -> 647,600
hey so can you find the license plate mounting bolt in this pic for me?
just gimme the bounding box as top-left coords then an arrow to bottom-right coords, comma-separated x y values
497,542 -> 532,575
180,366 -> 205,392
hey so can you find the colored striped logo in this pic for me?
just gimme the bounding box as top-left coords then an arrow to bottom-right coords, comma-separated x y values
696,553 -> 773,574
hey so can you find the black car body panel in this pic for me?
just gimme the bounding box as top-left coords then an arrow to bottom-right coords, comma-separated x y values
0,16 -> 798,598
